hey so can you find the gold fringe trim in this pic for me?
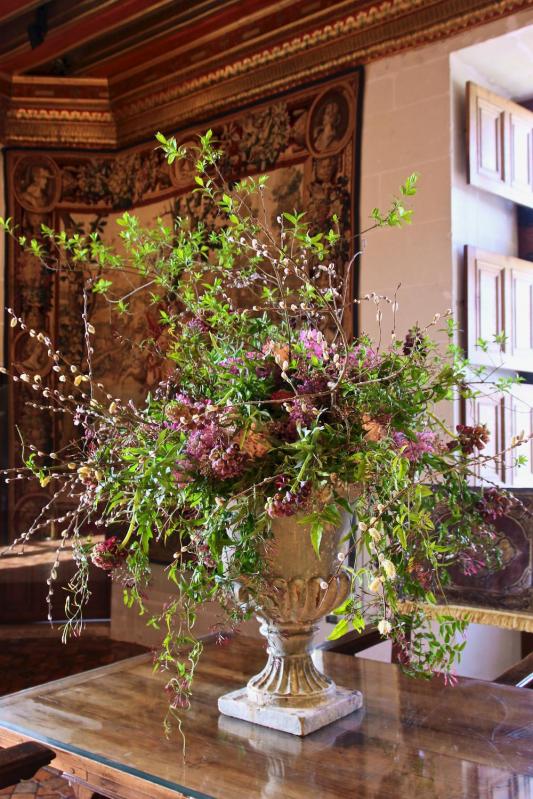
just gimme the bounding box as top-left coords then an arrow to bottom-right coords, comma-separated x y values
399,601 -> 533,633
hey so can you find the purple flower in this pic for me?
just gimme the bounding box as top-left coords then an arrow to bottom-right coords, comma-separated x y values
186,317 -> 209,334
266,478 -> 312,517
186,422 -> 221,461
220,351 -> 271,378
347,345 -> 380,372
297,374 -> 329,395
209,443 -> 249,479
476,489 -> 512,522
275,399 -> 318,442
299,329 -> 328,360
392,430 -> 437,461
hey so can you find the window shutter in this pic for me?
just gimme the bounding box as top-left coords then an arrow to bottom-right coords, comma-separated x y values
509,260 -> 533,369
466,246 -> 507,366
465,390 -> 508,486
510,383 -> 533,488
466,246 -> 533,372
467,82 -> 533,208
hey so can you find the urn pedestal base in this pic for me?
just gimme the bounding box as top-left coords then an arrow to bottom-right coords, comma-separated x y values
222,510 -> 362,735
218,686 -> 363,736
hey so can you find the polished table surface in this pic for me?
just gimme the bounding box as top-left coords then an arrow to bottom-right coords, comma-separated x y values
0,635 -> 531,799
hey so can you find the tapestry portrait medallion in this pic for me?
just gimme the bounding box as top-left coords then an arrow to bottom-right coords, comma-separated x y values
12,155 -> 61,214
307,84 -> 354,158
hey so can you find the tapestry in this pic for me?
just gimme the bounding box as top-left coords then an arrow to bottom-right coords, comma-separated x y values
446,489 -> 533,614
2,69 -> 363,542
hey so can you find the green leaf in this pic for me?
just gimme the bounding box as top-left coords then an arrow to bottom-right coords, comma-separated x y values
327,618 -> 350,641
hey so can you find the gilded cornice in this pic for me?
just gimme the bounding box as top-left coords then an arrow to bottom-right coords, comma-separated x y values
115,0 -> 533,147
0,0 -> 530,150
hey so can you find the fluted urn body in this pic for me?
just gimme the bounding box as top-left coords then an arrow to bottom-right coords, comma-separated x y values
218,511 -> 363,735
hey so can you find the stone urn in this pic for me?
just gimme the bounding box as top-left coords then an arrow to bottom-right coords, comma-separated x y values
218,510 -> 363,735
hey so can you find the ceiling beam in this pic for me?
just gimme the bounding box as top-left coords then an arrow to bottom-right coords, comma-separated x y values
0,1 -> 41,25
0,0 -> 172,74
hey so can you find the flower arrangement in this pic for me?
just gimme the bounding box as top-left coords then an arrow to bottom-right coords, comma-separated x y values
0,132 -> 525,719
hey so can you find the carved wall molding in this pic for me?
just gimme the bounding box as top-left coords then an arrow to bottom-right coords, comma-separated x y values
0,0 -> 530,150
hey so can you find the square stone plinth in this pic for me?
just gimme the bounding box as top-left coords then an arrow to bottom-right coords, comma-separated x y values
218,687 -> 363,736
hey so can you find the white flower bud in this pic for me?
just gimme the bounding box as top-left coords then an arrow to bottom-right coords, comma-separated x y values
381,559 -> 396,580
368,527 -> 381,543
378,619 -> 392,636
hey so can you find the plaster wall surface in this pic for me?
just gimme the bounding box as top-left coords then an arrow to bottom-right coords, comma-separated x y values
359,7 -> 531,346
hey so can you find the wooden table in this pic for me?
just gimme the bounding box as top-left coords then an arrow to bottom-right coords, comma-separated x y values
0,635 -> 531,798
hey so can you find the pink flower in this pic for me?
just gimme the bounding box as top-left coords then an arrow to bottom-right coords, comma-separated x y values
459,552 -> 486,576
347,345 -> 380,372
392,430 -> 437,461
185,422 -> 220,461
299,329 -> 328,360
91,537 -> 127,571
442,671 -> 458,688
186,317 -> 209,334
